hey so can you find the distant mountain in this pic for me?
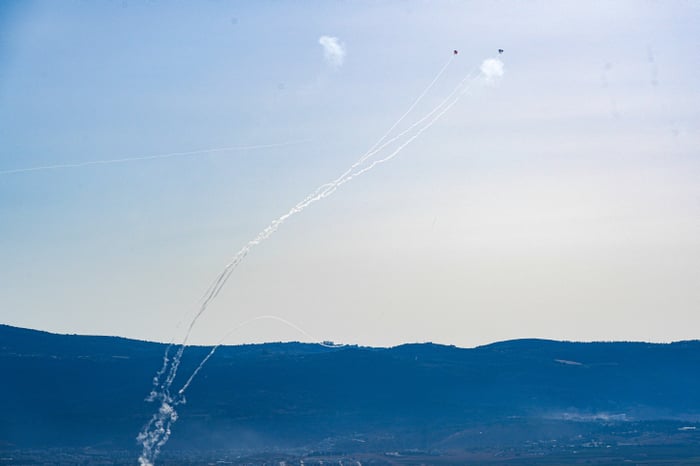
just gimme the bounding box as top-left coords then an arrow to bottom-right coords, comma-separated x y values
2,324 -> 700,458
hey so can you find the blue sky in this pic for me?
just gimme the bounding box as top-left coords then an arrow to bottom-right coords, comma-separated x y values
1,1 -> 698,346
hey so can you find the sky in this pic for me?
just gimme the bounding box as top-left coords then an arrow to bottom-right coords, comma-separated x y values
1,0 -> 699,347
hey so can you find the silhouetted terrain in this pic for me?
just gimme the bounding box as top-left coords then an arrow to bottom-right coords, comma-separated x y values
2,324 -> 700,464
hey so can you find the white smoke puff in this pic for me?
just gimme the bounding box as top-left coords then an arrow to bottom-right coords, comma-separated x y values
159,402 -> 177,420
480,58 -> 504,84
319,35 -> 346,68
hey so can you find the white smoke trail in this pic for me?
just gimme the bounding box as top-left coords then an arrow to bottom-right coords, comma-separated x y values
347,55 -> 456,173
139,55 -> 501,465
179,315 -> 345,397
145,345 -> 172,403
139,65 -> 474,466
168,70 -> 481,402
0,140 -> 310,176
142,71 -> 463,428
138,314 -> 344,465
180,65 -> 472,353
197,55 -> 455,305
174,55 -> 459,372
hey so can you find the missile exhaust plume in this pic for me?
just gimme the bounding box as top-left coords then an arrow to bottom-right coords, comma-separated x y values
138,54 -> 501,465
138,314 -> 344,465
145,56 -> 464,423
181,57 -> 467,353
170,71 -> 480,404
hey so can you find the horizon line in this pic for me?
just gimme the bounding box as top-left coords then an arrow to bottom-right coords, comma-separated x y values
2,322 -> 697,350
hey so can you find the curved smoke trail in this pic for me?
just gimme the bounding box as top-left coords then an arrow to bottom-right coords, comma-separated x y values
179,315 -> 346,398
138,56 -> 501,465
148,55 -> 458,405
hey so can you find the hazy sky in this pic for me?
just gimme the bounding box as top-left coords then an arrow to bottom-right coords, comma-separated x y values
1,1 -> 698,347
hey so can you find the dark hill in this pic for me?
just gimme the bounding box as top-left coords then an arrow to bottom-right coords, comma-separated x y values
2,324 -> 700,457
